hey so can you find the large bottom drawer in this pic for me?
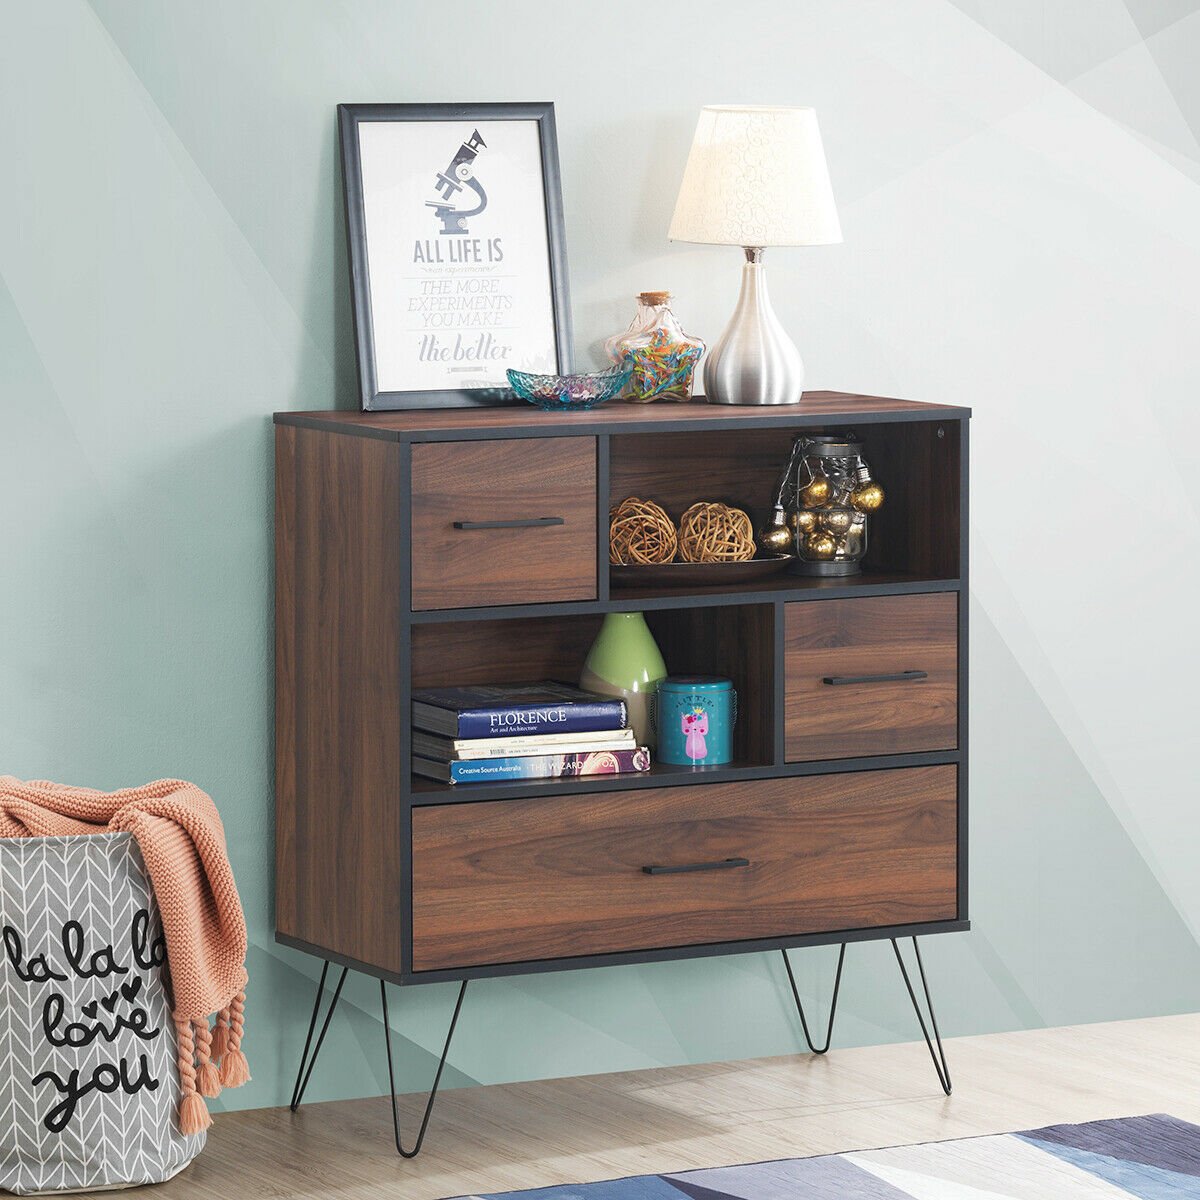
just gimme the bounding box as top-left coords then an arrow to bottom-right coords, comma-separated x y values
410,766 -> 958,971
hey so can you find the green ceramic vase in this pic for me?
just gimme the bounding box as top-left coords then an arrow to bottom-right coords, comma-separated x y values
579,612 -> 667,749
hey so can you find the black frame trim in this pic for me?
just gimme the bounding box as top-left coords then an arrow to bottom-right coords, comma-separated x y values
338,101 -> 574,412
278,918 -> 971,987
956,418 -> 970,923
274,403 -> 972,441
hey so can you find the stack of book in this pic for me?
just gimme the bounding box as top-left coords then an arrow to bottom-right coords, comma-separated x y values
411,681 -> 650,785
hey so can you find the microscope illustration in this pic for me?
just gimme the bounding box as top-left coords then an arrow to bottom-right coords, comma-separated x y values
426,129 -> 488,235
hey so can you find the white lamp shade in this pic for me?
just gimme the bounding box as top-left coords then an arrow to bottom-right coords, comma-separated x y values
668,106 -> 842,247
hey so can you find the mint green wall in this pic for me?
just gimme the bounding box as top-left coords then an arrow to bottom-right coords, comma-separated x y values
3,1 -> 1199,1113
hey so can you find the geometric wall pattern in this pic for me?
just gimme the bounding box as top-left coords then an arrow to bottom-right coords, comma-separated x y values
2,0 -> 1198,1112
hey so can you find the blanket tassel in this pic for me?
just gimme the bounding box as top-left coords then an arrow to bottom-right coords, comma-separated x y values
219,989 -> 251,1088
175,1016 -> 212,1136
194,1018 -> 222,1098
211,1008 -> 230,1062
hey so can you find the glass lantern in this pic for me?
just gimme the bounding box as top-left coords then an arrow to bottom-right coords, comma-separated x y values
777,435 -> 884,576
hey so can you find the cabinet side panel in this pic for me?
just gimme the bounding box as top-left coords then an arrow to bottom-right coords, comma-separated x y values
274,425 -> 404,973
275,428 -> 299,937
858,420 -> 961,578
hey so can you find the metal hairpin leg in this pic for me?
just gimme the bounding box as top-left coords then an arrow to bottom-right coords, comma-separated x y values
891,937 -> 952,1095
781,943 -> 846,1055
290,961 -> 349,1111
381,978 -> 468,1158
289,963 -> 468,1157
781,938 -> 951,1094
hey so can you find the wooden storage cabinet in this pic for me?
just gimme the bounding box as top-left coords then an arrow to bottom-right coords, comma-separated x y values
273,392 -> 970,987
411,766 -> 958,971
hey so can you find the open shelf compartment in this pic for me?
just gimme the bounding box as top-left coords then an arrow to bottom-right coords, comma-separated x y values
408,603 -> 776,797
607,418 -> 961,592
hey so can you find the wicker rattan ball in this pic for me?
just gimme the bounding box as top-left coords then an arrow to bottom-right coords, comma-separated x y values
609,497 -> 678,565
678,502 -> 756,563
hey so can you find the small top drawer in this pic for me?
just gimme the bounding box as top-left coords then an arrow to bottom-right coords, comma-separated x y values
410,437 -> 597,610
785,593 -> 958,762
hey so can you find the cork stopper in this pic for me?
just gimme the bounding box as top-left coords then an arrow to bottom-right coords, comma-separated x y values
638,290 -> 671,306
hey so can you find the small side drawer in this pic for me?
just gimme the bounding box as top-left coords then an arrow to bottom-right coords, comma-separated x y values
410,438 -> 597,610
410,767 -> 958,971
785,593 -> 958,762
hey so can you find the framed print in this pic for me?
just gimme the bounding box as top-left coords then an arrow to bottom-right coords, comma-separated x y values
339,102 -> 574,411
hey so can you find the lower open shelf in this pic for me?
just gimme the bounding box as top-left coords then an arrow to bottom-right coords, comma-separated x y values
410,759 -> 768,803
410,602 -> 777,788
407,749 -> 961,804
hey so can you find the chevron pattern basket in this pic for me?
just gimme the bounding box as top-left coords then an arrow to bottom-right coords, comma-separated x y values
0,832 -> 203,1194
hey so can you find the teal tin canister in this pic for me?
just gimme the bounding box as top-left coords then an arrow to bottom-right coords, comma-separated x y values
655,676 -> 737,766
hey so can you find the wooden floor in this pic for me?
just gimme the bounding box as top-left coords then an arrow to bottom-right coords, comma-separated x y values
99,1014 -> 1200,1200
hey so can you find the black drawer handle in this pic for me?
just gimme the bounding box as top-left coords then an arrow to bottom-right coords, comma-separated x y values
452,517 -> 565,530
642,857 -> 750,876
823,670 -> 928,686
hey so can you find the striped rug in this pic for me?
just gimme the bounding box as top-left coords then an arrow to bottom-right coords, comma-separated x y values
455,1114 -> 1200,1198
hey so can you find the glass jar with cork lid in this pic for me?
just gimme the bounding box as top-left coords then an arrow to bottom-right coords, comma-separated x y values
605,291 -> 705,402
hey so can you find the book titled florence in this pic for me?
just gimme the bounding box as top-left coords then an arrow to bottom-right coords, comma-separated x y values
413,747 -> 651,785
411,682 -> 627,740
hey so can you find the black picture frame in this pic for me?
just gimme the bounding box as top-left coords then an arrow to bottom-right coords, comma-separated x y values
338,102 -> 574,411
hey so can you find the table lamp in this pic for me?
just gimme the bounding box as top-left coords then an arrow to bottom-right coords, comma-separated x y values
669,106 -> 842,405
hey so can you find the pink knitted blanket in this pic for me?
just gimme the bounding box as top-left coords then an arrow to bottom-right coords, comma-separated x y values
0,776 -> 251,1134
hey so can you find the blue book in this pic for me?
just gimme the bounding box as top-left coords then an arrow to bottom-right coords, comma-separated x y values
411,681 -> 627,740
413,747 -> 651,785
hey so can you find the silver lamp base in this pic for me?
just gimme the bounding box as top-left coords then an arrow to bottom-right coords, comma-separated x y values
704,248 -> 804,406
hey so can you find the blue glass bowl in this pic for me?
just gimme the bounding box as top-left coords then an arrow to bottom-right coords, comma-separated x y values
507,364 -> 633,412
